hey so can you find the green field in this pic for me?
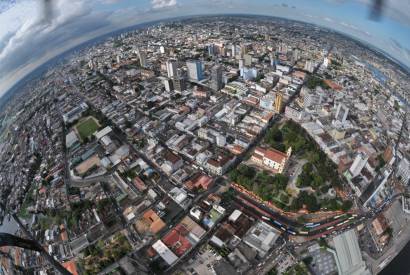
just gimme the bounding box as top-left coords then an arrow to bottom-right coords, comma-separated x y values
75,117 -> 99,140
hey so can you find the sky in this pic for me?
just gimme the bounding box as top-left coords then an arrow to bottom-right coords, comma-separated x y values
0,0 -> 409,98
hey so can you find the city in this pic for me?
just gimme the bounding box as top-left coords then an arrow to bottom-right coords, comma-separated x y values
0,15 -> 409,275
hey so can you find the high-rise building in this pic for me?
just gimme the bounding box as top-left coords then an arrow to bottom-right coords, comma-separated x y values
231,44 -> 237,57
208,44 -> 215,56
138,50 -> 146,68
292,49 -> 300,63
244,54 -> 252,66
323,57 -> 329,68
172,77 -> 186,92
397,157 -> 410,185
349,153 -> 368,177
166,59 -> 177,78
211,65 -> 223,91
241,67 -> 258,81
186,60 -> 203,81
239,59 -> 245,71
335,103 -> 349,123
274,92 -> 283,113
159,45 -> 165,54
304,60 -> 315,73
163,78 -> 173,92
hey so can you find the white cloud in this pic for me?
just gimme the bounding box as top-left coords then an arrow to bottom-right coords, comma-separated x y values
151,0 -> 177,9
0,0 -> 113,97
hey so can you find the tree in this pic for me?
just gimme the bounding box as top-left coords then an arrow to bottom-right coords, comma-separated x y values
341,200 -> 353,211
303,256 -> 313,266
274,174 -> 289,190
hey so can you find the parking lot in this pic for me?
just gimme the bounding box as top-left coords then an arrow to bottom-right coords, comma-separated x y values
182,245 -> 222,275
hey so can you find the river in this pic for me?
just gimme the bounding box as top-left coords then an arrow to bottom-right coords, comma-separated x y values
380,240 -> 410,275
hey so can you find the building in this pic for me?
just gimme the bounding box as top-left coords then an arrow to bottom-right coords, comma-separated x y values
211,65 -> 223,91
152,240 -> 178,266
302,87 -> 322,108
172,77 -> 186,92
332,229 -> 370,275
243,54 -> 252,66
274,92 -> 283,113
397,157 -> 410,185
243,220 -> 280,257
66,131 -> 80,149
402,196 -> 410,214
134,209 -> 166,235
251,147 -> 291,173
259,93 -> 275,111
206,154 -> 234,175
169,187 -> 191,209
166,59 -> 177,78
285,104 -> 305,121
304,60 -> 315,73
162,78 -> 173,92
239,59 -> 245,71
335,103 -> 349,123
138,50 -> 147,67
161,151 -> 183,175
94,126 -> 112,140
62,103 -> 88,124
186,60 -> 203,81
241,67 -> 258,81
221,81 -> 249,99
349,153 -> 368,177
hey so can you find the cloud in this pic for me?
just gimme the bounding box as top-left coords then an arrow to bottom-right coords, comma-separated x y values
0,0 -> 113,97
99,0 -> 122,4
151,0 -> 177,9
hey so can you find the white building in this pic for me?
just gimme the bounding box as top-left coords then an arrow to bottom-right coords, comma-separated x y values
349,153 -> 368,177
166,59 -> 177,78
335,103 -> 349,123
251,147 -> 292,173
397,157 -> 410,185
152,240 -> 178,266
186,60 -> 203,81
332,229 -> 371,275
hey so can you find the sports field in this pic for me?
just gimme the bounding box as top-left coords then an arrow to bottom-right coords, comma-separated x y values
75,117 -> 100,140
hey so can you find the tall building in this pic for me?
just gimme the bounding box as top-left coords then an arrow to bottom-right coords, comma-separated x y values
241,67 -> 258,81
239,59 -> 245,71
349,153 -> 368,177
335,103 -> 349,123
244,54 -> 252,66
163,78 -> 173,92
138,50 -> 147,68
210,65 -> 223,91
159,45 -> 165,54
397,157 -> 410,185
292,49 -> 300,63
304,60 -> 315,73
186,60 -> 203,81
274,92 -> 283,113
231,44 -> 237,57
172,77 -> 186,92
166,59 -> 177,78
208,44 -> 215,56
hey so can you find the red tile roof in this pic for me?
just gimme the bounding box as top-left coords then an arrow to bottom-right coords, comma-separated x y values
255,146 -> 287,163
162,227 -> 192,256
62,260 -> 79,275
